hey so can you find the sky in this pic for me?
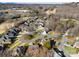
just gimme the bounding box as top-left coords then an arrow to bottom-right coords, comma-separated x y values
0,0 -> 78,4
